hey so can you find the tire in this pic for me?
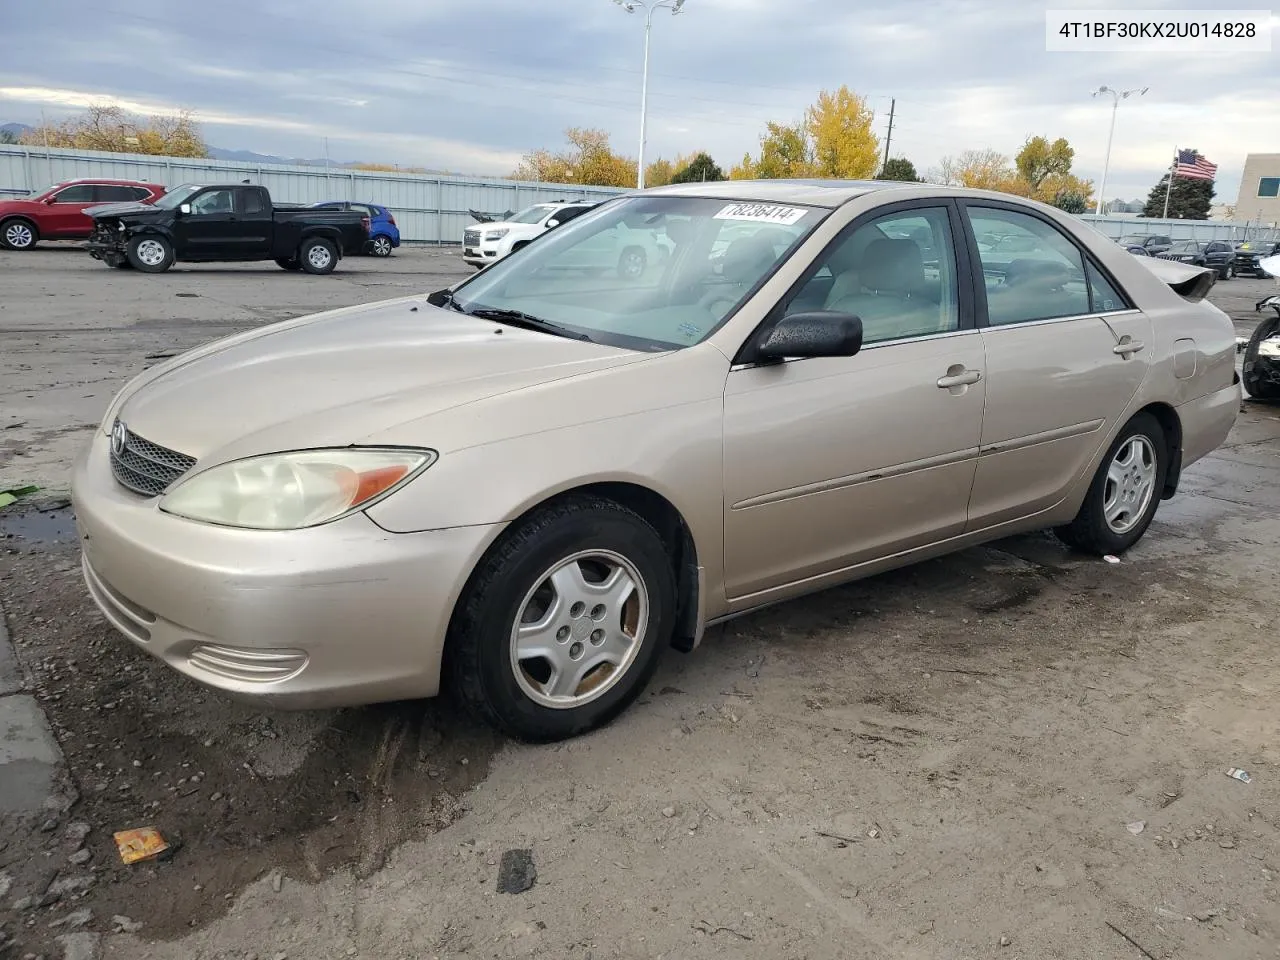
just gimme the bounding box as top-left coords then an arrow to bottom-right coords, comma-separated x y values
369,235 -> 393,258
446,495 -> 677,742
0,218 -> 38,251
1222,263 -> 1235,280
1055,412 -> 1167,556
299,238 -> 338,275
1242,315 -> 1280,401
617,246 -> 647,280
126,235 -> 174,273
275,257 -> 302,271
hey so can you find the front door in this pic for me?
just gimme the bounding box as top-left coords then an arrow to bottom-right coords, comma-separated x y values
722,203 -> 986,601
172,187 -> 239,258
961,204 -> 1152,531
43,183 -> 99,237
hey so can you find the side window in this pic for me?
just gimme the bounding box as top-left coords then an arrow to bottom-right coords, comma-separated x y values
189,189 -> 233,215
967,208 -> 1090,326
52,184 -> 96,203
239,189 -> 267,216
1085,262 -> 1129,313
786,207 -> 959,345
553,206 -> 588,225
1258,178 -> 1280,198
95,185 -> 136,202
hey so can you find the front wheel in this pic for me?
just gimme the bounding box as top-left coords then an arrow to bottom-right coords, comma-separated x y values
446,496 -> 677,742
126,235 -> 174,273
299,238 -> 338,275
1,218 -> 38,251
1055,412 -> 1167,555
1243,315 -> 1280,401
369,235 -> 393,258
1221,263 -> 1235,280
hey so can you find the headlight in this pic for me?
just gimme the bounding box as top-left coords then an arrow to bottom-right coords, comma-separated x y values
484,229 -> 509,241
159,448 -> 436,530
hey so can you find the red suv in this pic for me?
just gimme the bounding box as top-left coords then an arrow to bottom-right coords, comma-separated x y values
0,179 -> 167,251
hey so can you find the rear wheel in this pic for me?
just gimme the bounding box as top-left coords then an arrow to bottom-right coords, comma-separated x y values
1055,412 -> 1167,556
299,238 -> 337,275
126,235 -> 174,273
275,257 -> 302,271
446,496 -> 676,742
370,235 -> 393,257
1,218 -> 38,251
1243,315 -> 1280,401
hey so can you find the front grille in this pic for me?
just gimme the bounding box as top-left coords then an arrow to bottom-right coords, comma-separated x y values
109,423 -> 197,497
463,229 -> 481,246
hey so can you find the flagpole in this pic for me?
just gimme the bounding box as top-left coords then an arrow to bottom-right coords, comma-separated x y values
1162,148 -> 1177,220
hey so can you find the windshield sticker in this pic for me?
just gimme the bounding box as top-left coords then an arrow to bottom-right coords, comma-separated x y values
713,203 -> 807,226
677,321 -> 702,339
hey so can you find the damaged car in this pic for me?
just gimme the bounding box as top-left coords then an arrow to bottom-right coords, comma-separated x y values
86,183 -> 370,274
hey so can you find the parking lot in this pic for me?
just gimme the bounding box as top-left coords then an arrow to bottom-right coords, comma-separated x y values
2,245 -> 1280,960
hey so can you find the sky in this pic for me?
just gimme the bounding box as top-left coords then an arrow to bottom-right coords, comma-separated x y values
1,0 -> 1276,209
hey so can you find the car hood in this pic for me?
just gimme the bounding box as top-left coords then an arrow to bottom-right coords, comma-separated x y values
87,202 -> 161,220
113,297 -> 650,464
474,219 -> 540,233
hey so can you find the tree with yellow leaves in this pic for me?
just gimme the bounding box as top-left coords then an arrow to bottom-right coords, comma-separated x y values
21,104 -> 207,157
730,86 -> 880,181
512,128 -> 637,187
932,138 -> 1093,212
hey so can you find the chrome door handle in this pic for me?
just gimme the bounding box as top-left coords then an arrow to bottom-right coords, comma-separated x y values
1113,339 -> 1145,356
937,369 -> 982,388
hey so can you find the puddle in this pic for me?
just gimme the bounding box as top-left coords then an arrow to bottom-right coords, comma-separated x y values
0,502 -> 77,547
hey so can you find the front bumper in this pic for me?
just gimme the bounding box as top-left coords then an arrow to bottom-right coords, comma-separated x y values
461,242 -> 507,266
70,430 -> 503,709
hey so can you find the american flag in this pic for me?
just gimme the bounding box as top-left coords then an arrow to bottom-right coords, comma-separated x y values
1173,149 -> 1217,181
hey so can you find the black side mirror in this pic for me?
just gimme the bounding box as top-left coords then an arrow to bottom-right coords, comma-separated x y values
755,311 -> 863,363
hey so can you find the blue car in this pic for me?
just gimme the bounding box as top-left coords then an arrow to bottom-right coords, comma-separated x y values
309,201 -> 400,257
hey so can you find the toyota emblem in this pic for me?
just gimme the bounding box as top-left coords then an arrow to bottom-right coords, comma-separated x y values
111,420 -> 128,456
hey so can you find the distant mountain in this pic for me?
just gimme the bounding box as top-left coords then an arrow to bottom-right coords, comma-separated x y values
1,122 -> 33,139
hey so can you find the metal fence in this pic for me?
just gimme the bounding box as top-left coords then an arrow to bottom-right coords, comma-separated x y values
3,144 -> 1277,245
0,144 -> 626,245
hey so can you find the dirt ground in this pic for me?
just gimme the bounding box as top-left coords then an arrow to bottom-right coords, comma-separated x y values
1,246 -> 1279,960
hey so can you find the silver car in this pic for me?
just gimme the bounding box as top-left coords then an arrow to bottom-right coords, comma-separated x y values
72,180 -> 1240,741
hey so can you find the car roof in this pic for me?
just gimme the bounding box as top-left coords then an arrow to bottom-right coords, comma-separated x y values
53,178 -> 164,187
638,178 -> 913,208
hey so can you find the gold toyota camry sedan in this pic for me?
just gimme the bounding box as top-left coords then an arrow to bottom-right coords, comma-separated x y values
71,180 -> 1240,741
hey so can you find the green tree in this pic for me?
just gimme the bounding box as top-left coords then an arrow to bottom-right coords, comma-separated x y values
1141,170 -> 1215,220
645,157 -> 676,187
805,85 -> 879,179
670,151 -> 725,183
754,121 -> 813,178
0,129 -> 18,145
1014,136 -> 1074,191
876,156 -> 922,182
1052,190 -> 1088,214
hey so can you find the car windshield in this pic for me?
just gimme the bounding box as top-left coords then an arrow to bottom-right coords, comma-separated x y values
448,196 -> 826,351
1168,241 -> 1201,253
152,185 -> 204,209
508,204 -> 557,225
23,182 -> 67,199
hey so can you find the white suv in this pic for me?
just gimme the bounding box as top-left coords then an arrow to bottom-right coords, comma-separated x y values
461,201 -> 597,269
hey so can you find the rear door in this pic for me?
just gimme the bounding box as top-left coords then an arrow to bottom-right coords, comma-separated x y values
960,202 -> 1152,531
231,187 -> 273,257
43,183 -> 99,237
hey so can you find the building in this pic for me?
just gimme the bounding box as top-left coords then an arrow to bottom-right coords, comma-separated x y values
1235,153 -> 1280,225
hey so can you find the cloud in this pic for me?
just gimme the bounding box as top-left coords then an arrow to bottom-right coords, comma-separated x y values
0,0 -> 1270,197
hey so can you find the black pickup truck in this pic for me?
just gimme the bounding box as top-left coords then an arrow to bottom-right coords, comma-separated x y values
86,183 -> 369,274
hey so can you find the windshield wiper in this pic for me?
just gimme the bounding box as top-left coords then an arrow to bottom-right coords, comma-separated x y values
465,307 -> 593,342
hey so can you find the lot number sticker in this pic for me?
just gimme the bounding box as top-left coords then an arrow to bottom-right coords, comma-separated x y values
713,203 -> 807,226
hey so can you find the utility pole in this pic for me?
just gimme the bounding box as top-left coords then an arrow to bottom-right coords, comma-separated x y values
880,99 -> 895,175
613,0 -> 686,190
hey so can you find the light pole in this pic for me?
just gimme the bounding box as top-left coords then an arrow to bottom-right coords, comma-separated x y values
1091,85 -> 1147,216
613,0 -> 686,189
